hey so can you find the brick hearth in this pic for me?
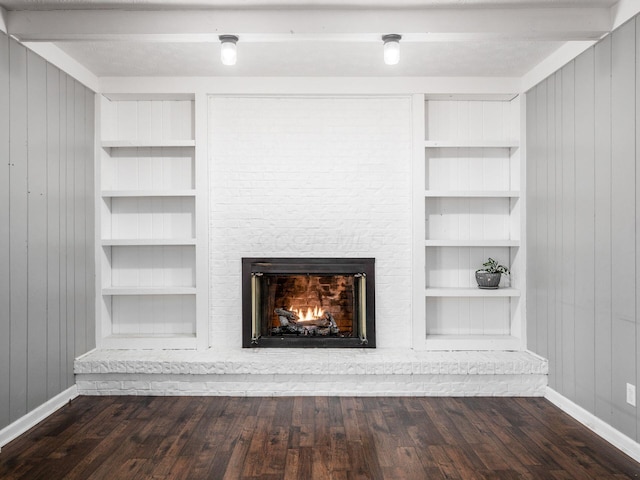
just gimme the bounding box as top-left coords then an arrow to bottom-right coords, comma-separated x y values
75,350 -> 547,396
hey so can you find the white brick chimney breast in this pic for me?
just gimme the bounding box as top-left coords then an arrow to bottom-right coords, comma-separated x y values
208,96 -> 413,349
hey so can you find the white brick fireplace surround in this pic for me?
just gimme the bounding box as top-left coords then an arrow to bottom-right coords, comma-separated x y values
78,95 -> 547,396
208,96 -> 413,350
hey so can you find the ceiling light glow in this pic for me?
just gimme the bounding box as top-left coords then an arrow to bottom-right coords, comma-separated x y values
382,34 -> 402,66
219,35 -> 239,66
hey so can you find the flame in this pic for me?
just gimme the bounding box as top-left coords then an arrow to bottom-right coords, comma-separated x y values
289,305 -> 324,322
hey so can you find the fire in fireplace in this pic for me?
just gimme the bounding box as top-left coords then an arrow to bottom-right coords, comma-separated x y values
242,258 -> 375,348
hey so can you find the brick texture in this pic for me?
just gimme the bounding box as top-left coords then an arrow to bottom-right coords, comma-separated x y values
75,350 -> 548,396
208,96 -> 413,348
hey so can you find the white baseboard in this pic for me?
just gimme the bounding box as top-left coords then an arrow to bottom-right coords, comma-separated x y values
0,385 -> 79,451
545,387 -> 640,464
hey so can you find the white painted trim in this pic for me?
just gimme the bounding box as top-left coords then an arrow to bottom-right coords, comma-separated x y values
21,42 -> 99,93
94,94 -> 104,351
520,41 -> 596,93
0,7 -> 7,35
411,94 -> 426,350
0,385 -> 79,451
74,347 -> 98,362
100,76 -> 521,97
517,93 -> 527,348
611,0 -> 640,30
525,349 -> 548,363
545,387 -> 640,464
195,92 -> 210,351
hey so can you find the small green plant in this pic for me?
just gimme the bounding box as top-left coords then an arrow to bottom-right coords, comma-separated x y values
476,258 -> 510,275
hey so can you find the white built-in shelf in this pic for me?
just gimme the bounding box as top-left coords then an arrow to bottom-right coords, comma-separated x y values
101,190 -> 196,198
424,190 -> 520,198
98,95 -> 201,350
424,334 -> 521,351
102,239 -> 196,246
102,139 -> 196,148
420,98 -> 523,352
425,287 -> 520,297
424,140 -> 519,148
102,287 -> 197,296
425,239 -> 520,247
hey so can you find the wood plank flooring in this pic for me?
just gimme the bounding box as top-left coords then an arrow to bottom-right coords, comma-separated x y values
1,396 -> 639,479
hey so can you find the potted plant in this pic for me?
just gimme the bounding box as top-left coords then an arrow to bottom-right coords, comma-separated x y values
476,258 -> 510,289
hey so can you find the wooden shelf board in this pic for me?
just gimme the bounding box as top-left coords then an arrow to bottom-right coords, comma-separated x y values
425,240 -> 520,247
101,189 -> 196,198
102,287 -> 197,296
425,287 -> 520,297
425,190 -> 520,198
423,334 -> 522,351
102,93 -> 195,101
424,140 -> 519,148
424,94 -> 518,102
102,139 -> 195,148
100,334 -> 197,350
102,239 -> 196,246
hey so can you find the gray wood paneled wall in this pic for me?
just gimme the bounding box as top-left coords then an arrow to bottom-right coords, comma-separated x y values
527,15 -> 640,440
0,32 -> 95,431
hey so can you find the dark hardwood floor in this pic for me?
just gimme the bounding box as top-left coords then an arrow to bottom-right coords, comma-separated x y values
1,396 -> 639,479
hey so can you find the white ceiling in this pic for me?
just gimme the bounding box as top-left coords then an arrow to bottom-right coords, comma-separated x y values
0,0 -> 621,78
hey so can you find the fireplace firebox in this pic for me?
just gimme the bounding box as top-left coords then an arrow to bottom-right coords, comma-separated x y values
242,258 -> 375,348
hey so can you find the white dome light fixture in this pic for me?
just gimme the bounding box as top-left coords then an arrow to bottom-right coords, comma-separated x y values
219,35 -> 239,66
382,34 -> 402,66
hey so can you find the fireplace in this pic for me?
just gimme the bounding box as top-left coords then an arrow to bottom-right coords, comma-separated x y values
242,258 -> 375,348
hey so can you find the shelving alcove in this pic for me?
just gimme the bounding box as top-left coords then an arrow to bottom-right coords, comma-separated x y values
97,94 -> 204,349
417,95 -> 524,351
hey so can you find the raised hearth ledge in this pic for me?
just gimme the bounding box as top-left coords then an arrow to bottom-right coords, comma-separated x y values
75,349 -> 548,397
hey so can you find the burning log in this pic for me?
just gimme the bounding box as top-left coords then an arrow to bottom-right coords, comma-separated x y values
274,308 -> 299,327
273,308 -> 339,336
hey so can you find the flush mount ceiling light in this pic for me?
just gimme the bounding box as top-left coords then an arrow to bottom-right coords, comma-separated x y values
382,34 -> 402,66
219,35 -> 239,66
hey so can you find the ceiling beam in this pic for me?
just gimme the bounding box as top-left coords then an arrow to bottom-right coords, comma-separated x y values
22,42 -> 100,92
99,75 -> 522,96
7,8 -> 611,43
0,7 -> 7,34
612,0 -> 640,30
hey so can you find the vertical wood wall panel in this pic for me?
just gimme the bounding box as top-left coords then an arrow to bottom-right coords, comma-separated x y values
636,14 -> 640,439
545,73 -> 557,389
65,77 -> 76,388
26,51 -> 48,411
0,31 -> 10,429
535,80 -> 548,360
0,31 -> 96,432
527,14 -> 640,443
58,73 -> 68,387
85,90 -> 96,352
553,71 -> 564,392
46,64 -> 61,398
9,40 -> 29,423
561,61 -> 576,401
574,47 -> 596,413
610,20 -> 636,439
74,82 -> 87,357
526,89 -> 537,354
594,35 -> 613,425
